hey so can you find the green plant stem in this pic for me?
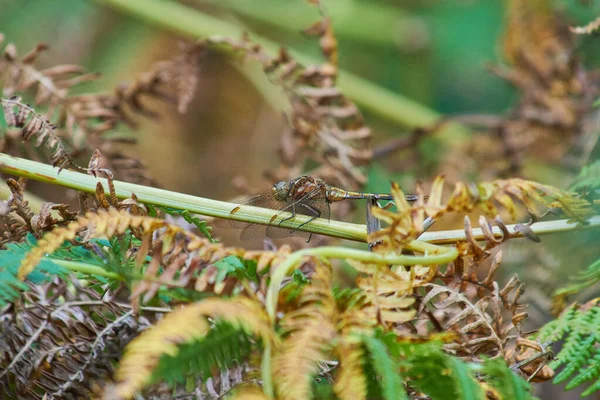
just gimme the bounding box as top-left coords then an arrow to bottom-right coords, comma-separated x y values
0,154 -> 366,241
265,244 -> 458,321
51,259 -> 185,286
2,155 -> 599,244
52,259 -> 122,279
92,0 -> 460,133
195,0 -> 419,48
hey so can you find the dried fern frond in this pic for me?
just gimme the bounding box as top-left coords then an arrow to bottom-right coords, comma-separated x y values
443,178 -> 593,222
0,280 -> 153,400
370,176 -> 593,251
368,181 -> 428,251
425,217 -> 528,361
0,35 -> 203,186
351,261 -> 418,327
419,283 -> 506,359
1,177 -> 78,247
16,208 -> 181,280
333,342 -> 367,400
1,96 -> 76,170
16,208 -> 263,307
110,296 -> 273,399
483,0 -> 596,174
206,28 -> 371,188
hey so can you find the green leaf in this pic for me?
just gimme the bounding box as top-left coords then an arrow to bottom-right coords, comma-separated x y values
361,334 -> 408,400
480,358 -> 534,400
158,206 -> 214,241
150,321 -> 256,386
397,341 -> 484,400
292,269 -> 309,285
0,234 -> 68,305
535,303 -> 600,395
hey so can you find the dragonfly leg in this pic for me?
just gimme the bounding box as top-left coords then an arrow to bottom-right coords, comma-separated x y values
294,204 -> 321,231
277,203 -> 298,227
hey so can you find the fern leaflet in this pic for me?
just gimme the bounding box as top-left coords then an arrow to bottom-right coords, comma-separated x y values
536,300 -> 600,395
150,321 -> 255,386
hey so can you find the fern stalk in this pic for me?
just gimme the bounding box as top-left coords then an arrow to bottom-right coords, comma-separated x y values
2,155 -> 599,244
52,259 -> 122,279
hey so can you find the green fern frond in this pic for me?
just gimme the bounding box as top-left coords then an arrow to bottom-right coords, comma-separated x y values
0,233 -> 68,305
150,321 -> 255,386
535,305 -> 579,343
361,334 -> 407,400
333,287 -> 368,312
553,258 -> 600,303
569,161 -> 600,193
536,300 -> 600,395
112,296 -> 274,399
214,255 -> 259,283
397,341 -> 484,400
481,358 -> 535,400
159,206 -> 214,241
553,335 -> 596,383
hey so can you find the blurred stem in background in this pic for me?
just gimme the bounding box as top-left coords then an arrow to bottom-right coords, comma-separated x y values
194,0 -> 424,49
93,0 -> 470,144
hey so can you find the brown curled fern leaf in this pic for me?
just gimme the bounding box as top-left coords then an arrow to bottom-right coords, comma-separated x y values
0,34 -> 203,186
1,96 -> 78,170
1,177 -> 78,246
419,283 -> 505,359
108,296 -> 273,399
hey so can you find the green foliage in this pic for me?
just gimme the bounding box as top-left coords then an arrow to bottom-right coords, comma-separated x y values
569,161 -> 600,194
362,334 -> 408,400
214,255 -> 259,283
363,331 -> 534,400
150,321 -> 255,386
481,358 -> 535,400
0,233 -> 68,305
536,302 -> 600,396
554,258 -> 600,308
159,206 -> 214,241
397,341 -> 484,400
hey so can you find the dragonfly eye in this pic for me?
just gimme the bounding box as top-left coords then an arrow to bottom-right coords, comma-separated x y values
273,181 -> 291,201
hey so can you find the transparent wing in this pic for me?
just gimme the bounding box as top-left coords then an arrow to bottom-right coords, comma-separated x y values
215,187 -> 329,242
213,188 -> 283,230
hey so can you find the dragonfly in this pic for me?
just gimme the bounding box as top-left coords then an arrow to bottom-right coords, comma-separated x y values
219,175 -> 418,242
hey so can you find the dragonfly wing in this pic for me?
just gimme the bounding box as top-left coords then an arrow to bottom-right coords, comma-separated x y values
214,189 -> 282,229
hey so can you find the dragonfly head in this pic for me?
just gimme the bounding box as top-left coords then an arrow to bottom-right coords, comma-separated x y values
273,180 -> 292,201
